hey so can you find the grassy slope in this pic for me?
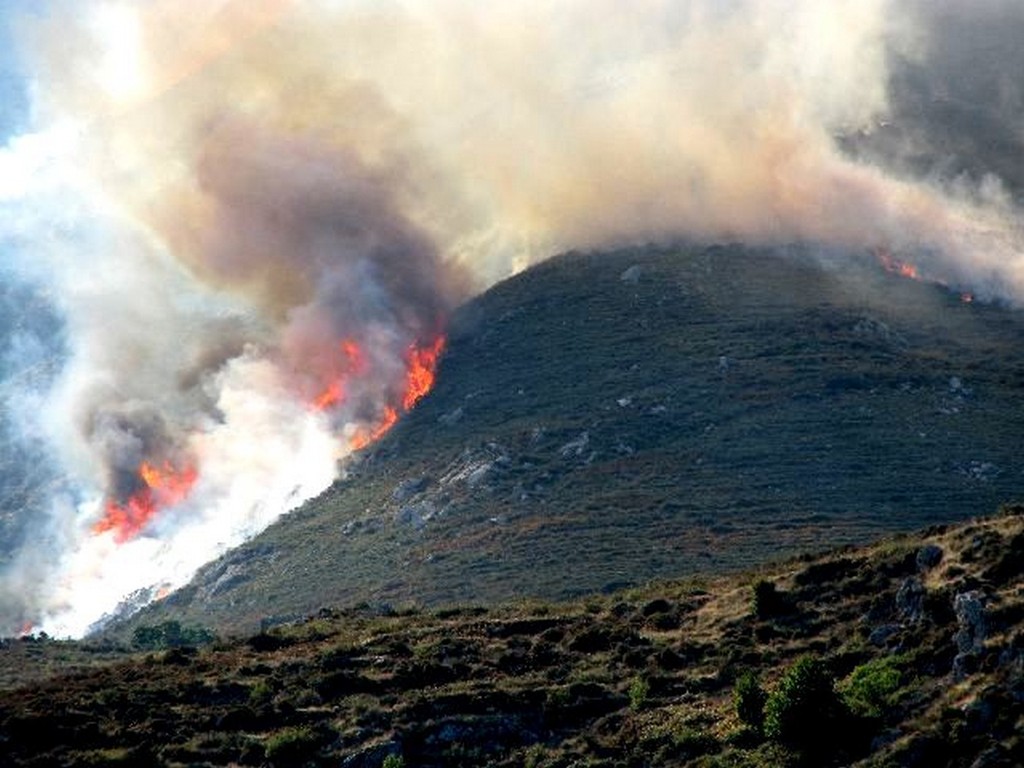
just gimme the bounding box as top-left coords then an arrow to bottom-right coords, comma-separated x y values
3,508 -> 1024,767
122,244 -> 1024,636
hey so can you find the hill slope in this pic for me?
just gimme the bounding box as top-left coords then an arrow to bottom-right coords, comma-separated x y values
124,244 -> 1024,635
4,508 -> 1024,766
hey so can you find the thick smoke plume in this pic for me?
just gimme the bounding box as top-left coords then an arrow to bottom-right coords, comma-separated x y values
1,0 -> 1023,636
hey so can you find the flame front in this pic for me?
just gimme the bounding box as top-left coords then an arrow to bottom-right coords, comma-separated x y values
90,335 -> 444,549
348,335 -> 446,449
309,334 -> 447,450
403,336 -> 446,411
874,248 -> 921,280
94,460 -> 198,543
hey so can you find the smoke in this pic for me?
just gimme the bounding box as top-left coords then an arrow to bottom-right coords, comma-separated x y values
1,0 -> 1022,636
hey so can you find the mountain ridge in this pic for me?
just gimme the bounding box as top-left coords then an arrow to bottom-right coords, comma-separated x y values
108,243 -> 1024,636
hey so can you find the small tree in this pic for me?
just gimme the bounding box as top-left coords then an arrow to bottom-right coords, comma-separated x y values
764,656 -> 846,749
839,656 -> 902,720
629,676 -> 650,712
733,671 -> 767,731
752,580 -> 785,619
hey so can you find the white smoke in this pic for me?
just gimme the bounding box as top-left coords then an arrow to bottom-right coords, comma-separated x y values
1,0 -> 1023,636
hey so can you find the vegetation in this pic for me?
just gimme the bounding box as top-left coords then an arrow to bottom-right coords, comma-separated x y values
839,656 -> 904,720
131,620 -> 215,650
733,671 -> 767,731
763,656 -> 846,748
3,509 -> 1024,766
628,675 -> 650,711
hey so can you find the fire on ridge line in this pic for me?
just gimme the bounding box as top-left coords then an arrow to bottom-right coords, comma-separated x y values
91,334 -> 447,544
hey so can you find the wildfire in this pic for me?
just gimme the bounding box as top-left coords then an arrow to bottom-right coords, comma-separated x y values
94,460 -> 198,543
350,405 -> 399,451
349,335 -> 446,449
91,335 -> 444,545
312,338 -> 368,411
874,247 -> 921,280
402,336 -> 446,411
311,334 -> 446,450
872,247 -> 976,304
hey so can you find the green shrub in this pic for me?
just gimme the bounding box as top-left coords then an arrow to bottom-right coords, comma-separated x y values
249,679 -> 274,706
733,671 -> 767,731
382,755 -> 405,768
629,676 -> 650,712
764,656 -> 846,748
131,620 -> 215,650
839,656 -> 902,719
264,726 -> 320,764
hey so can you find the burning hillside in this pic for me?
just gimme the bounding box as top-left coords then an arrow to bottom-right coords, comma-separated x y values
1,0 -> 1024,637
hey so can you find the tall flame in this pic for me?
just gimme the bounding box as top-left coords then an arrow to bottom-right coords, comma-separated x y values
348,335 -> 446,449
312,338 -> 369,412
94,460 -> 198,543
403,336 -> 446,411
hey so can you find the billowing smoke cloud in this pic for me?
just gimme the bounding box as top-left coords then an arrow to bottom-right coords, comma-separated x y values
1,0 -> 1022,636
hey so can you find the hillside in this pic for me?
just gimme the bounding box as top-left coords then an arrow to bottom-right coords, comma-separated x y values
118,244 -> 1024,636
3,507 -> 1024,766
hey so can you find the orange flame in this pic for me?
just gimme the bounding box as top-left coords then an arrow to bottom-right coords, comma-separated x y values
346,335 -> 446,451
349,405 -> 399,451
311,338 -> 368,411
94,460 -> 198,543
874,247 -> 921,280
403,336 -> 446,411
313,379 -> 346,410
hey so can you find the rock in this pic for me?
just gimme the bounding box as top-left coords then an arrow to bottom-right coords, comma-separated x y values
560,432 -> 590,458
466,462 -> 494,489
896,577 -> 926,622
953,590 -> 987,680
395,502 -> 436,529
620,265 -> 642,284
392,476 -> 430,502
340,739 -> 402,768
869,623 -> 901,648
916,544 -> 944,571
954,591 -> 987,654
438,406 -> 464,426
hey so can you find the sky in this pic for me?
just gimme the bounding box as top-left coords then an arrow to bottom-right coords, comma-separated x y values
0,0 -> 1023,638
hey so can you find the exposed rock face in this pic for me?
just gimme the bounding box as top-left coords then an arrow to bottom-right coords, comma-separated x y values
896,577 -> 926,623
953,590 -> 987,680
916,544 -> 944,571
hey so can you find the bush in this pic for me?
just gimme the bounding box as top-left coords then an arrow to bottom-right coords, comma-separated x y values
733,671 -> 767,731
752,580 -> 785,619
382,755 -> 405,768
264,726 -> 320,764
131,620 -> 215,650
764,656 -> 846,749
839,656 -> 902,719
629,676 -> 650,712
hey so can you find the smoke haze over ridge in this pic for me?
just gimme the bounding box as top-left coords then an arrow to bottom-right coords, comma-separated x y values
1,0 -> 1023,636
